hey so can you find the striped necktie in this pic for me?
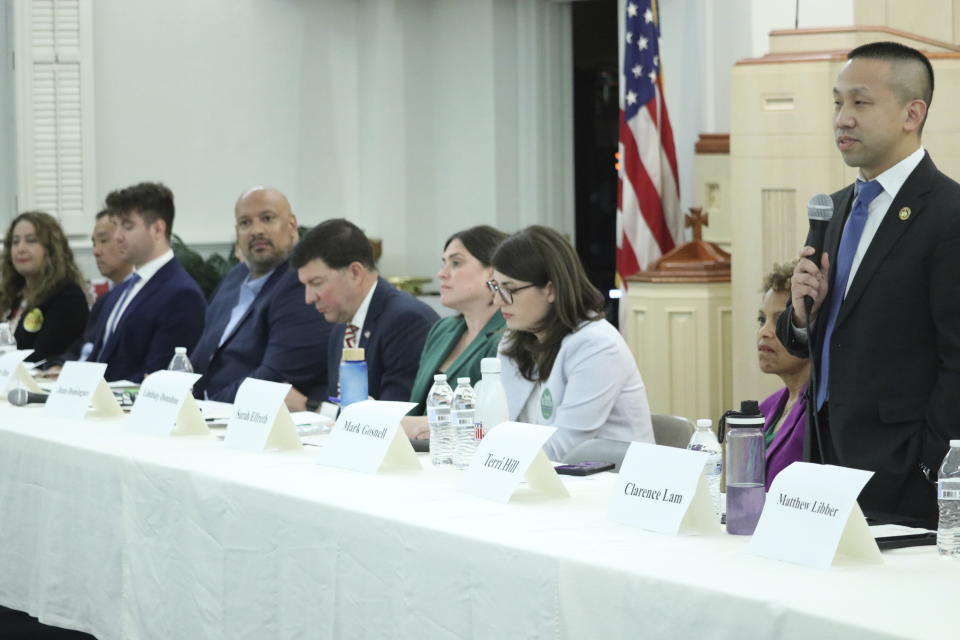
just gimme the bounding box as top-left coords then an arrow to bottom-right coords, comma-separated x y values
344,323 -> 359,348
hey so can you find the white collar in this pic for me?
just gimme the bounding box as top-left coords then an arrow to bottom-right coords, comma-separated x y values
348,278 -> 377,333
866,146 -> 925,201
133,248 -> 175,286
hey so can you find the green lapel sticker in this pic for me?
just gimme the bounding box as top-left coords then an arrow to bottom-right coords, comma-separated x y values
540,387 -> 554,420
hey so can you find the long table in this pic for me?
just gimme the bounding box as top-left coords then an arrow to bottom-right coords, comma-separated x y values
0,404 -> 953,639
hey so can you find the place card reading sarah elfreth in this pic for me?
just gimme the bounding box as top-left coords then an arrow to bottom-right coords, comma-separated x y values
316,400 -> 421,473
223,378 -> 302,452
45,361 -> 123,419
609,442 -> 720,535
0,349 -> 43,395
460,421 -> 568,503
126,370 -> 208,437
749,462 -> 882,569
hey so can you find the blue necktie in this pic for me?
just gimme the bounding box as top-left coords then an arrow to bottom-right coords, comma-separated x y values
816,179 -> 883,409
104,273 -> 141,341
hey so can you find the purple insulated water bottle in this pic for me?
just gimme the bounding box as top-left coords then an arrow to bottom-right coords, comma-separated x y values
720,400 -> 766,535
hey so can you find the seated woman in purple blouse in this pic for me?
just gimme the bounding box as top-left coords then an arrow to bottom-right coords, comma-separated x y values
757,263 -> 810,489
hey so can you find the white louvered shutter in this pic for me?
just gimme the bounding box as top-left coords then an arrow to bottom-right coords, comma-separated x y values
14,0 -> 95,234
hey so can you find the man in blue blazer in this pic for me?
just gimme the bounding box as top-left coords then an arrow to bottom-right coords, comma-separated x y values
91,182 -> 207,382
290,218 -> 439,409
191,187 -> 332,402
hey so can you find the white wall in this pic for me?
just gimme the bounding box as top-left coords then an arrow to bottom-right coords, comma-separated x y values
87,0 -> 573,281
750,0 -> 854,57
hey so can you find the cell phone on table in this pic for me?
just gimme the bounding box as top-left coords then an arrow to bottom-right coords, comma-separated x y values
554,461 -> 615,476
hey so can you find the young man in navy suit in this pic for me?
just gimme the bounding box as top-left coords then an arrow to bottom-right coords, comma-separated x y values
290,218 -> 439,410
91,182 -> 207,382
190,187 -> 333,403
779,42 -> 960,527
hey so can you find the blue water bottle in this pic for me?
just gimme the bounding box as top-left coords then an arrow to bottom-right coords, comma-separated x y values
339,347 -> 368,407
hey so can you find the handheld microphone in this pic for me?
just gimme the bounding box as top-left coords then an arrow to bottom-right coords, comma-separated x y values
804,193 -> 834,317
8,388 -> 49,406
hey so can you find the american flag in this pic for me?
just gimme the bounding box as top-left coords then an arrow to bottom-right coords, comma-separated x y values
616,0 -> 682,281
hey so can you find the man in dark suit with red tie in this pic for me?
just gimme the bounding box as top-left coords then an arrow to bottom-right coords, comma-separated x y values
289,218 -> 439,411
778,42 -> 960,527
91,182 -> 207,382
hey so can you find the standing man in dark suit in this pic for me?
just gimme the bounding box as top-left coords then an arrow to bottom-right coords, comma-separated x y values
91,182 -> 207,382
778,42 -> 960,527
191,186 -> 333,403
289,218 -> 439,410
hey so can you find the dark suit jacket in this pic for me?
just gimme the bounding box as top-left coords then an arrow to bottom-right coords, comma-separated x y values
325,277 -> 439,402
92,257 -> 207,383
12,280 -> 89,362
777,153 -> 960,526
191,261 -> 333,402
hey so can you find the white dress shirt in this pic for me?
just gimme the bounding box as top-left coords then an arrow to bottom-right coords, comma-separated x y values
101,249 -> 175,343
347,278 -> 377,339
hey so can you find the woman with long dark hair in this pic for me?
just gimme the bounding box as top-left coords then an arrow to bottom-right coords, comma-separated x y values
402,225 -> 508,439
0,211 -> 89,361
489,225 -> 653,459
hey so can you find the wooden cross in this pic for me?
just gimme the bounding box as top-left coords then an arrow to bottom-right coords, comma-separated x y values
685,207 -> 709,243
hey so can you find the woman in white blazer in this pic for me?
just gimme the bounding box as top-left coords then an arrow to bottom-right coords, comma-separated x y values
488,225 -> 654,460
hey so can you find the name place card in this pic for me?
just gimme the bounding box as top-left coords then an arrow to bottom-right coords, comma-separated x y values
609,442 -> 720,535
223,378 -> 302,451
460,421 -> 568,503
127,370 -> 208,437
749,462 -> 882,569
316,400 -> 420,473
0,349 -> 43,395
45,361 -> 123,419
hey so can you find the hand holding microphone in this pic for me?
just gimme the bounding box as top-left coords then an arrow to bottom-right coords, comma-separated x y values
791,194 -> 834,328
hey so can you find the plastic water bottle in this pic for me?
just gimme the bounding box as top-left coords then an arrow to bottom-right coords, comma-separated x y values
167,346 -> 193,372
937,440 -> 960,557
339,347 -> 369,407
720,400 -> 766,535
426,374 -> 454,466
0,322 -> 16,356
474,357 -> 509,439
687,418 -> 722,521
452,377 -> 477,470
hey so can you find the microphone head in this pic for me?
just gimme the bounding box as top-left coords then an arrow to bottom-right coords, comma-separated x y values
807,193 -> 834,222
8,387 -> 29,406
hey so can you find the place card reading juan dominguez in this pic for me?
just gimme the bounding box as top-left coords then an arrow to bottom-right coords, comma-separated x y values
0,349 -> 43,396
223,378 -> 302,452
460,421 -> 568,503
44,361 -> 123,419
609,442 -> 720,535
126,370 -> 208,437
749,462 -> 882,569
315,400 -> 421,473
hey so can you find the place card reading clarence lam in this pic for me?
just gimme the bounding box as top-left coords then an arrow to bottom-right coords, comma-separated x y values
316,400 -> 421,473
609,442 -> 720,535
0,349 -> 43,395
749,462 -> 882,569
45,361 -> 123,419
126,370 -> 208,437
223,378 -> 302,452
460,421 -> 568,503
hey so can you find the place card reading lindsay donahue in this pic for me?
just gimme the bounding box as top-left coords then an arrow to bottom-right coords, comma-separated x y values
127,370 -> 207,437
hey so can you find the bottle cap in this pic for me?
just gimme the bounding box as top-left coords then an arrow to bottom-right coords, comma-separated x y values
696,418 -> 711,428
480,358 -> 501,373
342,347 -> 365,361
433,373 -> 447,382
174,346 -> 187,354
457,377 -> 471,384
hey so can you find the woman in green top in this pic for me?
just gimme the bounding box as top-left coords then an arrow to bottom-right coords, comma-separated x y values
402,225 -> 508,439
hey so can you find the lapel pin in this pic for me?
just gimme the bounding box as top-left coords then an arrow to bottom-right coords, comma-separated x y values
899,207 -> 911,221
364,330 -> 371,339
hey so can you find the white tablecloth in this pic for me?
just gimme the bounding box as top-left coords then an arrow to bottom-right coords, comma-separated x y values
0,404 -> 952,640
